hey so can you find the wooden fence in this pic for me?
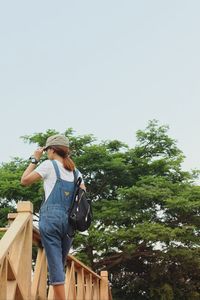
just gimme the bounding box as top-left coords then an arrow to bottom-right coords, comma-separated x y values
0,201 -> 112,300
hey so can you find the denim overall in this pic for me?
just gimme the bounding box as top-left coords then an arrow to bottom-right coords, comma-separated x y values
39,160 -> 75,285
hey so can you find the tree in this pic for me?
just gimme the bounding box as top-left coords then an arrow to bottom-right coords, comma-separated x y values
0,120 -> 200,299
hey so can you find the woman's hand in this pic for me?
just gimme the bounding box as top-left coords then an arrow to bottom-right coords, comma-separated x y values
21,147 -> 45,186
33,147 -> 45,161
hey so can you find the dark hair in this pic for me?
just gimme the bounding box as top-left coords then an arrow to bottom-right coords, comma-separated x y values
50,146 -> 75,171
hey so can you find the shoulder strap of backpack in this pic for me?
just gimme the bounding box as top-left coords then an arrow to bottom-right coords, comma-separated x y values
73,168 -> 82,187
73,168 -> 78,181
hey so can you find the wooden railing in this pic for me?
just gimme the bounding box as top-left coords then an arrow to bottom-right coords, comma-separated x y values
0,201 -> 113,300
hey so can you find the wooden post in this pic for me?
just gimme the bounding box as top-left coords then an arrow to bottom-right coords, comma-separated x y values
100,271 -> 109,300
0,258 -> 7,300
76,268 -> 85,300
32,248 -> 47,300
93,278 -> 100,300
17,201 -> 33,300
0,201 -> 33,300
17,201 -> 33,214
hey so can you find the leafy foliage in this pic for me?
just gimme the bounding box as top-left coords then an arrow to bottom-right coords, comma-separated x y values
1,120 -> 200,299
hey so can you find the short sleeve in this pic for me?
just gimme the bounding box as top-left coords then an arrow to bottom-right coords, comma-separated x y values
34,160 -> 53,179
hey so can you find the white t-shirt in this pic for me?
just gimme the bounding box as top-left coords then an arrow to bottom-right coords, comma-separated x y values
35,159 -> 83,200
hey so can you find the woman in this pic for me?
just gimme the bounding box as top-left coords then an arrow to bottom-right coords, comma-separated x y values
21,134 -> 85,300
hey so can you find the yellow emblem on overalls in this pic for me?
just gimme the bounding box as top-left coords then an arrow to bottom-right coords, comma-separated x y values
64,191 -> 70,196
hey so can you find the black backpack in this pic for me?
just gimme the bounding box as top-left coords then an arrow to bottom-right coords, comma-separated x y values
68,170 -> 92,233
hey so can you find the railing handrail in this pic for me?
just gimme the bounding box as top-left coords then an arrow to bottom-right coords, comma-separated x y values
67,254 -> 102,280
0,202 -> 33,263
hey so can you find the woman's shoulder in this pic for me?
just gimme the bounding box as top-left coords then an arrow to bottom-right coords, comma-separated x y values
35,159 -> 54,172
39,159 -> 53,167
34,159 -> 54,179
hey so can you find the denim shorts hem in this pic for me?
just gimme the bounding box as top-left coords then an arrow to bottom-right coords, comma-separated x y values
50,281 -> 65,286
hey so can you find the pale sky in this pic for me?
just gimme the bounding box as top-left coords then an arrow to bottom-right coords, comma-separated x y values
0,1 -> 200,173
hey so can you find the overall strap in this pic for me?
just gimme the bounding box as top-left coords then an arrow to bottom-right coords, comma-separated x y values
51,160 -> 61,179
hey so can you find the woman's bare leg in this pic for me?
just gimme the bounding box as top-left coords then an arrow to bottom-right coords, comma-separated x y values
53,284 -> 66,300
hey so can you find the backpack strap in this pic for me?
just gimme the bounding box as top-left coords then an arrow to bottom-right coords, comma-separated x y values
51,160 -> 61,180
73,168 -> 79,182
73,168 -> 82,187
